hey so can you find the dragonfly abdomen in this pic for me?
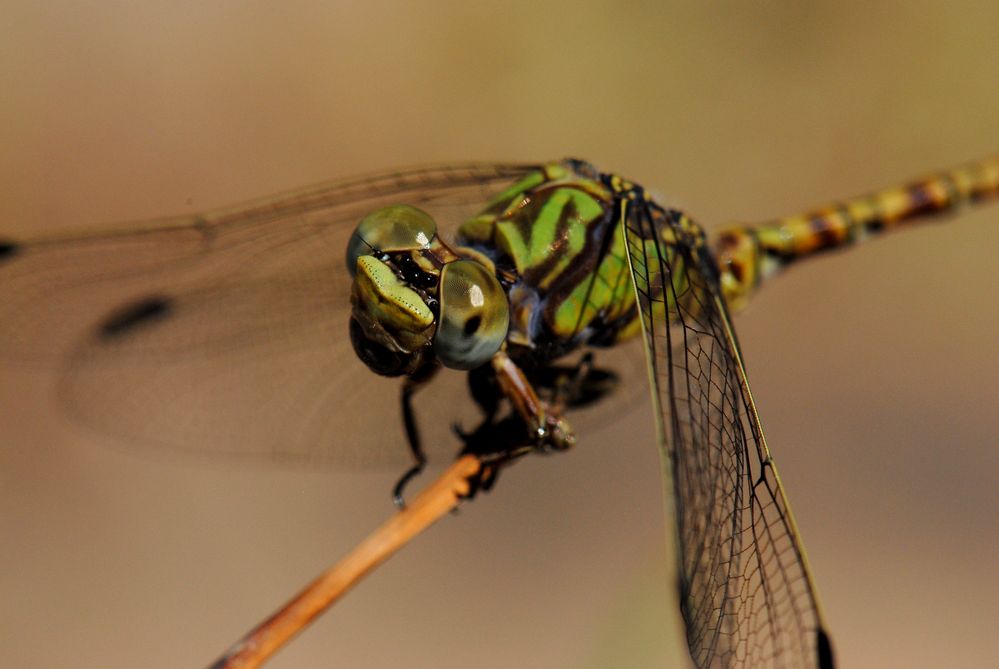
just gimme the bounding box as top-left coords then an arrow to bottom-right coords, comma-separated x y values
714,155 -> 999,310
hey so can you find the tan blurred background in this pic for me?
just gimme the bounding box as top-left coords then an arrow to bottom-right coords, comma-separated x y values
2,2 -> 998,668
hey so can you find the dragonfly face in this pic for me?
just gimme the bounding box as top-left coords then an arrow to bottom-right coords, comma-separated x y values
346,203 -> 511,376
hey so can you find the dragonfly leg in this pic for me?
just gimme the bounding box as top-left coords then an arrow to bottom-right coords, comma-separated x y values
393,370 -> 438,507
491,350 -> 575,452
525,351 -> 619,411
455,415 -> 535,499
436,352 -> 580,501
465,363 -> 501,423
467,446 -> 533,498
551,351 -> 599,410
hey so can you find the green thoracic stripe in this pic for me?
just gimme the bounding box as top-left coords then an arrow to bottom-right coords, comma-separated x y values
481,163 -> 571,214
552,221 -> 633,338
568,187 -> 606,228
484,169 -> 547,211
521,188 -> 569,268
495,186 -> 605,278
458,167 -> 554,244
536,200 -> 588,289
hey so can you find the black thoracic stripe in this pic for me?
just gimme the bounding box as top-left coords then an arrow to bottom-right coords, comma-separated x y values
560,192 -> 627,336
523,195 -> 581,284
583,209 -> 634,324
542,195 -> 621,338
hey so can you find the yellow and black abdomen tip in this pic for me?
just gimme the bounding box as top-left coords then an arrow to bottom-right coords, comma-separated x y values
772,155 -> 999,261
716,155 -> 999,310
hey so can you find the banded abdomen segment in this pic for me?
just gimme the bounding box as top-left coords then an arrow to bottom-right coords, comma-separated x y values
714,155 -> 999,310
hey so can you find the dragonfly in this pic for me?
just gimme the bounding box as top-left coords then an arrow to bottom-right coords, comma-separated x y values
1,155 -> 996,668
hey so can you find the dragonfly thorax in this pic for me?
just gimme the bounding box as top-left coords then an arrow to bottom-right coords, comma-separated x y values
456,161 -> 649,361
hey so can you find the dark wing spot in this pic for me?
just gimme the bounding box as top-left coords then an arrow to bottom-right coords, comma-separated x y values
463,315 -> 482,336
0,240 -> 20,262
99,296 -> 173,340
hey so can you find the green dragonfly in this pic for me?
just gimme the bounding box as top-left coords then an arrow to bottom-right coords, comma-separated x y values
1,155 -> 995,668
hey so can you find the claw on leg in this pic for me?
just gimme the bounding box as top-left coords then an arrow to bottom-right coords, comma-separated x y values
392,462 -> 426,508
490,350 -> 575,452
393,371 -> 436,507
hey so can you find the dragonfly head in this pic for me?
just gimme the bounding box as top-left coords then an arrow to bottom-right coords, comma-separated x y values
347,205 -> 510,376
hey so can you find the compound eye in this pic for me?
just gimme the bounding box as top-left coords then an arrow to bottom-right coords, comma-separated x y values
434,260 -> 509,370
345,205 -> 437,277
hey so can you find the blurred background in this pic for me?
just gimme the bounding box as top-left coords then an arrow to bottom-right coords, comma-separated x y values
1,2 -> 998,668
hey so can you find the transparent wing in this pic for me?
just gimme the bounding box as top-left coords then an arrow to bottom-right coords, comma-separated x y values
622,199 -> 833,668
0,163 -> 537,466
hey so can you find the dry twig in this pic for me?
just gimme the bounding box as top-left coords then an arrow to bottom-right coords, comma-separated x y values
207,454 -> 484,669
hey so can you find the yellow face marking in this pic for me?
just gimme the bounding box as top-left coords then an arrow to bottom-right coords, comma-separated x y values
354,256 -> 434,334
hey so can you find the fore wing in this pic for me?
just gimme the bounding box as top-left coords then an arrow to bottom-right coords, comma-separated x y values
0,163 -> 535,466
622,197 -> 834,668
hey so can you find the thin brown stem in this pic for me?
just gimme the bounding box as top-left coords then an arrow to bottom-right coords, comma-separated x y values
207,454 -> 484,669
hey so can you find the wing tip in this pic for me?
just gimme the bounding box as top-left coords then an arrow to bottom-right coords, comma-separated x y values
817,626 -> 835,669
98,295 -> 173,340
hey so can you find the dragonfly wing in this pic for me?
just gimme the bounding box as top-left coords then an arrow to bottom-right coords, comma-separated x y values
0,163 -> 535,360
621,199 -> 833,668
1,163 -> 535,466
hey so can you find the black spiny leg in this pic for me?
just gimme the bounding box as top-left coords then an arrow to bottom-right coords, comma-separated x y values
457,413 -> 536,499
535,351 -> 619,410
466,363 -> 502,423
552,351 -> 594,410
393,371 -> 435,507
